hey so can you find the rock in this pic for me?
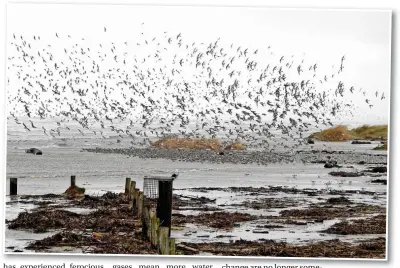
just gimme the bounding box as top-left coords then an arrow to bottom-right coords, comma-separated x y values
329,171 -> 363,177
307,138 -> 315,144
371,166 -> 387,173
25,148 -> 42,155
327,196 -> 352,204
252,230 -> 269,234
294,221 -> 307,226
324,161 -> 340,168
370,179 -> 387,185
351,140 -> 372,144
216,234 -> 235,238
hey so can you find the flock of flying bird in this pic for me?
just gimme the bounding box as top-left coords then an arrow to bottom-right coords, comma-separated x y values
7,25 -> 386,150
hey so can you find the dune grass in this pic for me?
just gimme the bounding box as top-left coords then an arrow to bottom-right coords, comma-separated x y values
312,125 -> 388,143
350,125 -> 388,140
311,125 -> 353,142
151,135 -> 246,152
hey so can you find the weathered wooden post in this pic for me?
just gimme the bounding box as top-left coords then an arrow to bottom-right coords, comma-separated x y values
157,179 -> 174,236
125,177 -> 131,195
138,191 -> 144,219
150,214 -> 160,246
71,175 -> 76,187
10,178 -> 18,196
142,204 -> 150,238
129,181 -> 136,208
159,227 -> 170,254
169,238 -> 176,255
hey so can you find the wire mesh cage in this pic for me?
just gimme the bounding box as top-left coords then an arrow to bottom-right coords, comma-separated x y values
143,175 -> 176,211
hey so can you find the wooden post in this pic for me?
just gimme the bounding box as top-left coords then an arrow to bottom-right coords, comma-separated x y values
133,188 -> 139,210
133,189 -> 138,211
157,180 -> 173,236
159,227 -> 170,254
169,238 -> 176,255
142,205 -> 150,237
130,181 -> 136,196
129,181 -> 136,209
10,178 -> 18,196
71,175 -> 76,187
125,177 -> 131,195
134,188 -> 139,203
138,192 -> 144,219
150,215 -> 160,247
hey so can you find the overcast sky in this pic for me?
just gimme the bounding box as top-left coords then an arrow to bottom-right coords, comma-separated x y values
6,4 -> 392,125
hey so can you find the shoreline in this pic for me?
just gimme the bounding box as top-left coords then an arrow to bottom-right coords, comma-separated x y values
5,186 -> 386,257
5,141 -> 388,257
82,147 -> 388,166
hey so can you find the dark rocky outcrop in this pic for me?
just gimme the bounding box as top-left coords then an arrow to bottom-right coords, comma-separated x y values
371,167 -> 387,173
324,160 -> 341,168
369,179 -> 387,185
329,171 -> 364,177
25,148 -> 42,155
307,138 -> 315,144
351,140 -> 372,145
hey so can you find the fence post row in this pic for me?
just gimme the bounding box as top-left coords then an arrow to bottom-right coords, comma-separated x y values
9,175 -> 176,254
128,175 -> 175,255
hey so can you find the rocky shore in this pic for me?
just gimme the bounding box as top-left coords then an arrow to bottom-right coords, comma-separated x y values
82,147 -> 388,166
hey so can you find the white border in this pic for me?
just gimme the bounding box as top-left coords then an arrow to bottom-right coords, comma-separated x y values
1,1 -> 398,267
